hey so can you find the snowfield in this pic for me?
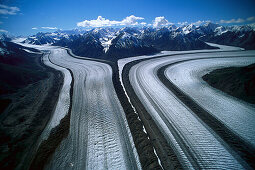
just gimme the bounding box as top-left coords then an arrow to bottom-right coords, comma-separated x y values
165,57 -> 255,147
119,44 -> 255,169
14,39 -> 255,169
16,42 -> 141,170
38,51 -> 72,144
45,48 -> 141,170
118,42 -> 243,82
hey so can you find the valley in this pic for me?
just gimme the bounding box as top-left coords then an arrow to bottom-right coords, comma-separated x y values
0,21 -> 255,170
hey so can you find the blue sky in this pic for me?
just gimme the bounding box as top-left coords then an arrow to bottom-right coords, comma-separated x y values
0,0 -> 255,36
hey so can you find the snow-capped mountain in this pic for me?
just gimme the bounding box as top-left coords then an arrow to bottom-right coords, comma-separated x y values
22,29 -> 88,45
200,23 -> 255,50
106,31 -> 159,59
54,33 -> 104,59
88,27 -> 117,52
23,32 -> 66,45
182,24 -> 197,34
0,41 -> 9,56
140,25 -> 215,51
0,33 -> 12,42
22,22 -> 255,60
0,33 -> 12,55
197,22 -> 220,34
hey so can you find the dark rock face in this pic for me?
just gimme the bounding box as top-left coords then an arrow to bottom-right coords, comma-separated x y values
52,26 -> 216,60
54,34 -> 105,59
201,29 -> 255,50
105,32 -> 159,60
0,40 -> 64,169
23,32 -> 56,45
142,28 -> 216,51
203,63 -> 255,104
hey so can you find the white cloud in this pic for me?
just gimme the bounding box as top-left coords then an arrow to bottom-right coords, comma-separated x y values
120,15 -> 144,26
247,16 -> 255,22
153,16 -> 172,27
219,16 -> 255,24
177,21 -> 188,26
41,27 -> 58,30
77,16 -> 116,27
191,20 -> 211,26
0,29 -> 8,33
77,15 -> 144,27
0,4 -> 20,15
220,18 -> 245,24
32,27 -> 38,30
192,20 -> 203,25
0,21 -> 2,24
140,22 -> 147,26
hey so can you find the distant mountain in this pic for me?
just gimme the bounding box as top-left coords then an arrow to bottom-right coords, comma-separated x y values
53,26 -> 216,60
140,26 -> 215,51
21,22 -> 255,61
0,33 -> 12,56
105,28 -> 159,60
0,38 -> 39,64
54,33 -> 105,59
0,39 -> 45,95
22,29 -> 87,45
0,34 -> 12,42
23,31 -> 67,45
200,24 -> 255,50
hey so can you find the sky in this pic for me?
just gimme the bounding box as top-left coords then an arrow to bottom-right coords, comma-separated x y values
0,0 -> 255,36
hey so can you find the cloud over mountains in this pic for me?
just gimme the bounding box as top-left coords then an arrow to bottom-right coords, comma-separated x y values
77,15 -> 255,29
77,15 -> 144,27
220,16 -> 255,24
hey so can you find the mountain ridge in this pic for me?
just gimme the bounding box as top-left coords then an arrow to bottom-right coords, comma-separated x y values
6,22 -> 255,61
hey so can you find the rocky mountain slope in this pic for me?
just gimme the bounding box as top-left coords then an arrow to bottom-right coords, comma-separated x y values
0,37 -> 63,169
22,22 -> 255,60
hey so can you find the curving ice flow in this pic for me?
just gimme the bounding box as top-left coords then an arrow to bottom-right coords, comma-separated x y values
205,42 -> 245,51
165,57 -> 255,147
44,48 -> 141,170
14,43 -> 72,147
14,41 -> 141,170
39,52 -> 72,144
125,49 -> 255,169
118,42 -> 243,79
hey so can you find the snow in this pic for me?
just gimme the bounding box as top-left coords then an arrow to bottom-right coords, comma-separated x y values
12,37 -> 27,43
118,43 -> 252,169
0,47 -> 4,55
101,36 -> 116,52
0,47 -> 8,55
22,49 -> 41,54
16,43 -> 72,147
128,52 -> 249,169
39,51 -> 71,144
205,42 -> 244,50
45,48 -> 141,170
214,26 -> 228,35
14,42 -> 141,169
182,24 -> 197,34
165,57 -> 255,147
53,37 -> 60,41
118,43 -> 242,77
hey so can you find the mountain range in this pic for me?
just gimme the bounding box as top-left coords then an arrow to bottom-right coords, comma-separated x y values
2,22 -> 255,61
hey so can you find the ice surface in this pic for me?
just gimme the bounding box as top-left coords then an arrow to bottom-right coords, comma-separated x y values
17,44 -> 72,147
15,42 -> 141,169
45,49 -> 141,170
118,44 -> 252,169
165,57 -> 255,147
